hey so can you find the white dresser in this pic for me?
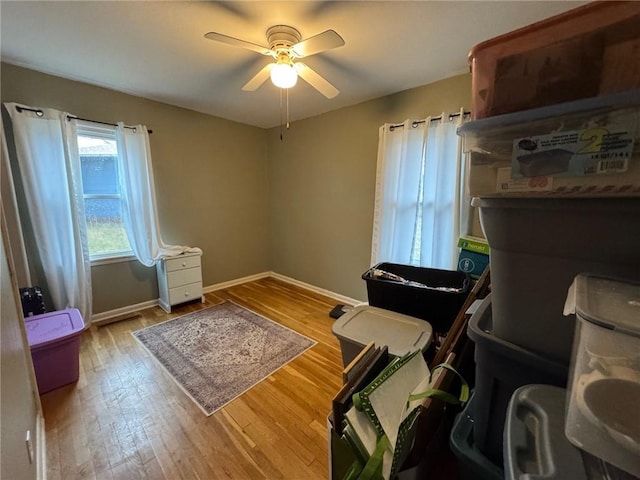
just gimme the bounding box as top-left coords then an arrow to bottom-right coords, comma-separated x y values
156,251 -> 204,313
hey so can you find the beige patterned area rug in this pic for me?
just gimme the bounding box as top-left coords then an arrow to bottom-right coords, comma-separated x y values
132,300 -> 316,416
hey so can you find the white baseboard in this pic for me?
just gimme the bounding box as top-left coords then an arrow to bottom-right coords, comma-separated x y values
269,272 -> 363,306
202,271 -> 271,294
91,271 -> 362,324
92,299 -> 158,326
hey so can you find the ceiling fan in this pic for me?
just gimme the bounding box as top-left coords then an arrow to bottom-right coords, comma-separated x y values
204,25 -> 345,98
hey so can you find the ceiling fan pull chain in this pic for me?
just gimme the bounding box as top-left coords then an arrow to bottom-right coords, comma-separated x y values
280,88 -> 284,141
286,88 -> 291,130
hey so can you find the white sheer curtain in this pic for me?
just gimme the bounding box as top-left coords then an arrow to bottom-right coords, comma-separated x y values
5,103 -> 92,323
371,120 -> 426,265
115,123 -> 200,266
371,109 -> 470,270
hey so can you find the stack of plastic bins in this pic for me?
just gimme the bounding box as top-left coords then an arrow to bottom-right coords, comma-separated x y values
459,91 -> 640,366
465,295 -> 569,466
457,90 -> 640,473
472,196 -> 640,366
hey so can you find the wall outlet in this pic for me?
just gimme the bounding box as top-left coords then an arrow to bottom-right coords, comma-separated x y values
25,430 -> 33,464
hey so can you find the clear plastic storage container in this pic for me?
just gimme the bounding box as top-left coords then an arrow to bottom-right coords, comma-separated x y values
458,90 -> 640,198
564,274 -> 640,478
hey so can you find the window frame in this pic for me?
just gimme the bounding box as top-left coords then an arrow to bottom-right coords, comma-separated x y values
76,122 -> 134,263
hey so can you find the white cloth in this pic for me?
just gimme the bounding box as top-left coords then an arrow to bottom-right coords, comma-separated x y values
5,103 -> 92,323
115,123 -> 201,266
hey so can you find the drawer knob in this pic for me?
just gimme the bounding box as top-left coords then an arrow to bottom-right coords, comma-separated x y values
184,291 -> 189,296
181,262 -> 187,267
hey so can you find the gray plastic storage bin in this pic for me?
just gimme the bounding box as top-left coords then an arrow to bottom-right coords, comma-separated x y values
467,294 -> 569,466
473,197 -> 640,365
504,384 -> 636,480
504,385 -> 588,480
331,305 -> 433,367
449,394 -> 504,480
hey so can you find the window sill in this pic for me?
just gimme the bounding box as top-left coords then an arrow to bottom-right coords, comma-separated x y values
90,254 -> 137,267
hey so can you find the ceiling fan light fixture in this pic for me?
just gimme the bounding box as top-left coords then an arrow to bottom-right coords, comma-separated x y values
206,25 -> 343,97
270,62 -> 297,89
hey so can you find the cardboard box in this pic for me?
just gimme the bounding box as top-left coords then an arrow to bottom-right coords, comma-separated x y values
457,236 -> 489,279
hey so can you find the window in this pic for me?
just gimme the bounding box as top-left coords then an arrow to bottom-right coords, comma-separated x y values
372,116 -> 469,270
77,124 -> 132,260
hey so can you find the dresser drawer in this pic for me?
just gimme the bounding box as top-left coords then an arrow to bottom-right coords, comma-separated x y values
165,254 -> 201,272
166,267 -> 201,289
168,281 -> 203,305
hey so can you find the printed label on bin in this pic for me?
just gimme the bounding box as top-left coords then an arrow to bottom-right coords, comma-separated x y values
496,167 -> 553,192
457,236 -> 490,255
511,126 -> 635,178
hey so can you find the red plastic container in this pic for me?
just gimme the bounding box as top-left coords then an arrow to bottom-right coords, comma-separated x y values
25,308 -> 85,394
469,1 -> 640,119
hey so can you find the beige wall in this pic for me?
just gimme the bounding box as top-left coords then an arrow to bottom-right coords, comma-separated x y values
1,63 -> 270,313
2,63 -> 475,311
267,74 -> 474,301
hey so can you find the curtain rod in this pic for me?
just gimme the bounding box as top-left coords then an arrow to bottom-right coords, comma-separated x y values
14,105 -> 153,134
389,111 -> 471,130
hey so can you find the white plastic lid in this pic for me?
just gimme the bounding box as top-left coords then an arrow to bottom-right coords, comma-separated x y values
564,274 -> 640,336
331,305 -> 432,356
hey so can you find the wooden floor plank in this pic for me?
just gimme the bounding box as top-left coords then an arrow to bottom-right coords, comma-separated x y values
40,278 -> 344,479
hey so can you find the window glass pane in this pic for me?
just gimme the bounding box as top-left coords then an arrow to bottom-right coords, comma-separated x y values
77,131 -> 132,258
78,135 -> 118,194
80,155 -> 119,195
78,134 -> 117,155
84,198 -> 130,254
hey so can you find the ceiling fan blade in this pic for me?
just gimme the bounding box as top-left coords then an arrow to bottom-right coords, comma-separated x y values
291,30 -> 345,58
204,31 -> 273,56
295,63 -> 339,99
242,63 -> 273,91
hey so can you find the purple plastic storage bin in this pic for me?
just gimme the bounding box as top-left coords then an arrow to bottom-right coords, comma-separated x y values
25,308 -> 85,394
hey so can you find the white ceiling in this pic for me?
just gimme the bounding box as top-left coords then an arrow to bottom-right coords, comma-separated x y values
1,1 -> 588,128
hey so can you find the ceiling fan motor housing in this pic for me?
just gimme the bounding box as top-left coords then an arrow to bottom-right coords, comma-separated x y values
267,25 -> 301,53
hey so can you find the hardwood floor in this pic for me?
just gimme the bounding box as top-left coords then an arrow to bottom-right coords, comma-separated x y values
40,277 -> 345,480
